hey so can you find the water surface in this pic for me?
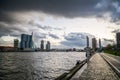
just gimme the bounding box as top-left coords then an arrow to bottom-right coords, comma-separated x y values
0,52 -> 86,80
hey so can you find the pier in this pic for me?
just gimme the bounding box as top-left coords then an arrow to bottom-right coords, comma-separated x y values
56,53 -> 120,80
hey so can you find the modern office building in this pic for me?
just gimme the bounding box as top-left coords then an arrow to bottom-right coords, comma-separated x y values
99,39 -> 102,49
14,39 -> 19,48
92,38 -> 97,51
41,40 -> 44,51
20,32 -> 34,49
116,32 -> 120,49
46,41 -> 50,51
86,36 -> 89,47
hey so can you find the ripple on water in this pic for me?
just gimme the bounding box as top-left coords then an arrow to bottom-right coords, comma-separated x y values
0,52 -> 86,80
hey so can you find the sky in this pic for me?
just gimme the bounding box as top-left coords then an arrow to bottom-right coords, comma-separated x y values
0,0 -> 120,48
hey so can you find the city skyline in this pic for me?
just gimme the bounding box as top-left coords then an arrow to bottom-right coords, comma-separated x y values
0,0 -> 120,48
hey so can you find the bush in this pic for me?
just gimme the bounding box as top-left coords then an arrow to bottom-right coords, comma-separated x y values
104,50 -> 120,56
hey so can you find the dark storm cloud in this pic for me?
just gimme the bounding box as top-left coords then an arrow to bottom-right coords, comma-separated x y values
0,0 -> 120,23
0,0 -> 100,18
96,0 -> 120,24
0,22 -> 27,37
0,0 -> 119,25
0,12 -> 14,23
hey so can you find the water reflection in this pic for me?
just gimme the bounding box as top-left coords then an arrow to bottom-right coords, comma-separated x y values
0,52 -> 86,80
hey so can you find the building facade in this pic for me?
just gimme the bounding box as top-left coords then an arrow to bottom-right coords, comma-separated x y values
41,40 -> 44,51
86,36 -> 89,47
92,38 -> 97,51
99,39 -> 101,49
14,39 -> 19,48
20,33 -> 34,49
46,41 -> 50,51
116,32 -> 120,49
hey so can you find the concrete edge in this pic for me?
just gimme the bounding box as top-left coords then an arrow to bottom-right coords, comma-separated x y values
70,63 -> 87,80
55,59 -> 86,80
100,54 -> 120,78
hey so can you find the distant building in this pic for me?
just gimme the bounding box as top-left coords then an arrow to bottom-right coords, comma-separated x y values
116,32 -> 120,49
20,32 -> 34,50
14,39 -> 19,48
92,38 -> 97,51
99,39 -> 101,49
0,46 -> 14,52
86,36 -> 89,47
41,40 -> 44,51
46,41 -> 50,51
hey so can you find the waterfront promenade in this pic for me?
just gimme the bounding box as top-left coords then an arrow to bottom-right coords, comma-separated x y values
71,53 -> 120,80
101,53 -> 120,71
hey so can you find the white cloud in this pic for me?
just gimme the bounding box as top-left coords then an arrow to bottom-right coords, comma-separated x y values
0,35 -> 18,46
61,32 -> 95,48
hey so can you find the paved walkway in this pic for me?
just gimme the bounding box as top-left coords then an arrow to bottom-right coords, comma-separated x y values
72,53 -> 120,80
101,53 -> 120,71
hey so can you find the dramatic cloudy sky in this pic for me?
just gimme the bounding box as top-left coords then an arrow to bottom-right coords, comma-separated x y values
0,0 -> 120,48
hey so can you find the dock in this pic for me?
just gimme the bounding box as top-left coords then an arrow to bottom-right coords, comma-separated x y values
71,53 -> 120,80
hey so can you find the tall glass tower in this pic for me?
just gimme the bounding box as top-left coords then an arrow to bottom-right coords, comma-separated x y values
46,41 -> 50,51
20,32 -> 34,49
86,36 -> 89,47
92,38 -> 97,51
41,40 -> 44,51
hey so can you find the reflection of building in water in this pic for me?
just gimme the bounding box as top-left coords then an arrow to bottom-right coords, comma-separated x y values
20,32 -> 34,50
14,39 -> 19,48
92,38 -> 97,51
46,41 -> 50,51
41,40 -> 44,51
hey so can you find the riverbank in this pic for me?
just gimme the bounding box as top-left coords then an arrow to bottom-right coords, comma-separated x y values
104,50 -> 120,56
72,53 -> 119,80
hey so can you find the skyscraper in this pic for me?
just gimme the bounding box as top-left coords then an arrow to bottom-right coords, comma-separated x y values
116,32 -> 120,49
20,32 -> 34,49
41,40 -> 44,51
86,36 -> 89,47
46,41 -> 50,51
99,39 -> 101,49
14,39 -> 19,48
92,38 -> 97,51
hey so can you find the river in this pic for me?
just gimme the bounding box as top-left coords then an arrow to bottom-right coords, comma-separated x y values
0,52 -> 86,80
